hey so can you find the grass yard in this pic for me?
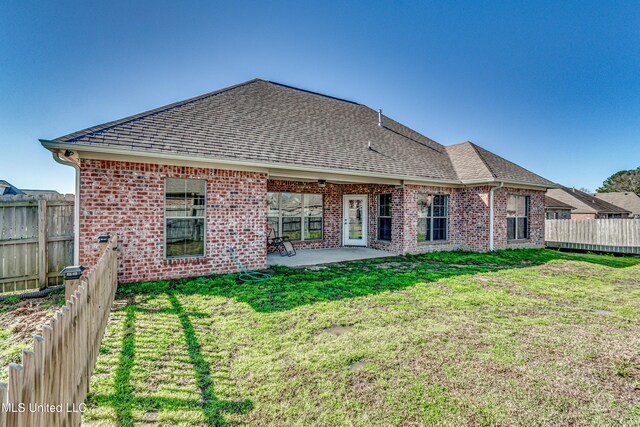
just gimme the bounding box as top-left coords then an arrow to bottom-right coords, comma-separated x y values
2,249 -> 640,426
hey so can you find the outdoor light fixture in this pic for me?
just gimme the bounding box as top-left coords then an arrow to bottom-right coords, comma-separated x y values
60,265 -> 86,281
318,179 -> 326,188
98,234 -> 110,243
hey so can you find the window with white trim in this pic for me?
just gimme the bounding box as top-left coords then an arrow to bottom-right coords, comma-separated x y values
165,178 -> 206,258
267,192 -> 323,241
507,195 -> 529,240
417,194 -> 448,242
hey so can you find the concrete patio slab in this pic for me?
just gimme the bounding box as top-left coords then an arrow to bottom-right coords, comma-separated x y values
267,247 -> 397,267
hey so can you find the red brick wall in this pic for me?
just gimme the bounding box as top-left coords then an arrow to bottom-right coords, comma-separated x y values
571,213 -> 596,220
457,186 -> 491,251
78,165 -> 545,283
264,181 -> 541,255
79,159 -> 267,283
492,188 -> 545,250
395,185 -> 463,254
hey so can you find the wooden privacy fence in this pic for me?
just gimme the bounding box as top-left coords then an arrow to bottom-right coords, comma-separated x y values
0,235 -> 118,427
0,194 -> 74,293
545,219 -> 640,254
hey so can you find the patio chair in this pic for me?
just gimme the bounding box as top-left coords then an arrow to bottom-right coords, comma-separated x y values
267,223 -> 297,257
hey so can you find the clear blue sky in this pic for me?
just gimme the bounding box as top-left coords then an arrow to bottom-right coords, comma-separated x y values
1,1 -> 638,194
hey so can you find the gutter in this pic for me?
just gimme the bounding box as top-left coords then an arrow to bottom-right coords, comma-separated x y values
489,181 -> 504,251
51,151 -> 80,264
39,139 -> 465,186
40,139 -> 556,190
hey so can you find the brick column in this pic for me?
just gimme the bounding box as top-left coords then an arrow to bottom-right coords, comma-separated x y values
390,186 -> 418,255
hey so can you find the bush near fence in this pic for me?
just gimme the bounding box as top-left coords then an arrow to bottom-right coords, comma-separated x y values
0,194 -> 74,294
0,235 -> 117,427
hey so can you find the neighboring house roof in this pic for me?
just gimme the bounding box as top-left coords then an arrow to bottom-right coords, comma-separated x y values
21,189 -> 61,197
595,192 -> 640,216
0,180 -> 25,195
547,187 -> 630,214
545,195 -> 574,210
42,79 -> 555,188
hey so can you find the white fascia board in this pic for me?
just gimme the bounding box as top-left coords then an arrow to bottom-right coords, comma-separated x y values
41,140 -> 553,190
41,141 -> 463,186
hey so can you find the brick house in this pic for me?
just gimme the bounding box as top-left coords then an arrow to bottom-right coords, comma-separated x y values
595,192 -> 640,219
544,196 -> 574,219
41,79 -> 555,283
547,187 -> 630,220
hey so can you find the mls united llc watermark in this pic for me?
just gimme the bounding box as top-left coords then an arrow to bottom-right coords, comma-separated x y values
2,402 -> 86,413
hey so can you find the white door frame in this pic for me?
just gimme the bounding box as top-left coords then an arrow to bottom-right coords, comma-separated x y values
343,194 -> 368,246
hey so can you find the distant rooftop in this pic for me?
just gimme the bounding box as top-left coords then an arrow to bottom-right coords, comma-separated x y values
0,180 -> 25,195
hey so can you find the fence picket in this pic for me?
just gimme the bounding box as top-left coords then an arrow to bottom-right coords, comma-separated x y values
0,382 -> 7,427
7,364 -> 23,427
20,351 -> 34,427
2,235 -> 118,427
545,219 -> 640,254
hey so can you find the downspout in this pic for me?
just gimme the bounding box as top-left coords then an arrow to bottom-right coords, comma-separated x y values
489,181 -> 504,251
52,151 -> 80,265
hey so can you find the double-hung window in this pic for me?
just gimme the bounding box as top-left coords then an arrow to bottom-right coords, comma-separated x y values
267,192 -> 323,241
165,178 -> 206,258
417,194 -> 448,242
377,194 -> 392,241
507,195 -> 529,240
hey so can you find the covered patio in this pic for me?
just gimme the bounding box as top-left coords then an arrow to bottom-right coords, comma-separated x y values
267,247 -> 398,267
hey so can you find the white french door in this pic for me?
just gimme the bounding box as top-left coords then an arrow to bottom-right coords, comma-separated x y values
343,195 -> 367,246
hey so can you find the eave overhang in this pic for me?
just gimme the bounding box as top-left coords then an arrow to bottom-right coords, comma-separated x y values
40,139 -> 557,190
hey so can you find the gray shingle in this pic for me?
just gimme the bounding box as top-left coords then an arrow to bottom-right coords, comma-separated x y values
53,79 -> 554,186
595,192 -> 640,216
545,195 -> 574,209
547,187 -> 630,214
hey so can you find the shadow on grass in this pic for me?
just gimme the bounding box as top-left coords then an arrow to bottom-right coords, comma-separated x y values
118,249 -> 640,314
112,304 -> 136,426
167,292 -> 252,425
91,295 -> 252,426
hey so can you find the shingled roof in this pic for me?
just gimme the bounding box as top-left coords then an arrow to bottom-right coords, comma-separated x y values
595,192 -> 640,216
446,142 -> 553,186
547,187 -> 630,214
545,195 -> 574,210
45,79 -> 554,187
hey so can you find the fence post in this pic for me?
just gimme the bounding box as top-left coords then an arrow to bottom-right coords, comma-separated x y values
37,199 -> 48,290
61,266 -> 85,303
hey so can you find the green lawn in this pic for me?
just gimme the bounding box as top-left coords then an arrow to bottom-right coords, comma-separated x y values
3,249 -> 640,426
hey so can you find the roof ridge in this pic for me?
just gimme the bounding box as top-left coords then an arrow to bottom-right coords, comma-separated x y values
57,78 -> 263,142
560,186 -> 630,213
465,141 -> 498,179
266,81 -> 361,105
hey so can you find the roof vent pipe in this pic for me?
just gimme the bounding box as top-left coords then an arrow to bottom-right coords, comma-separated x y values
378,109 -> 383,128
